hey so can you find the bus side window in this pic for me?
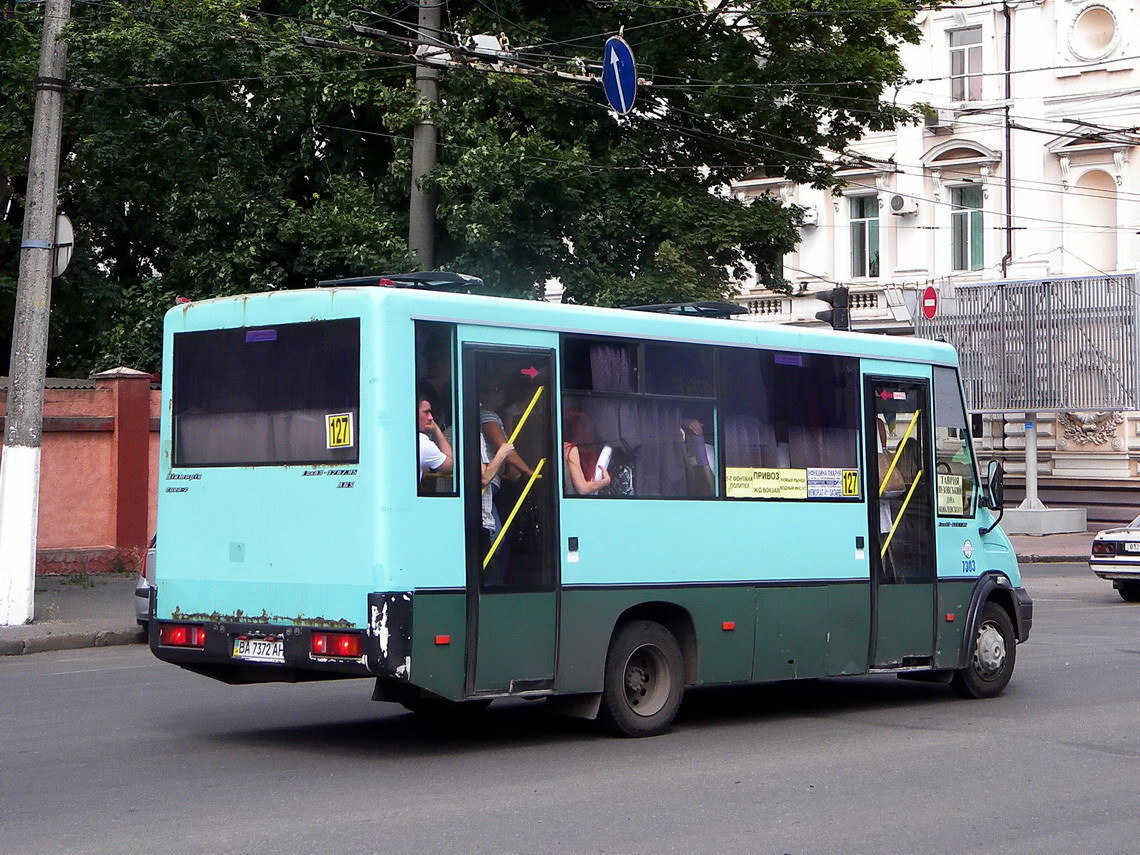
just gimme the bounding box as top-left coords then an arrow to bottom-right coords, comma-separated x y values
561,337 -> 717,499
721,348 -> 860,499
933,366 -> 976,517
415,322 -> 457,496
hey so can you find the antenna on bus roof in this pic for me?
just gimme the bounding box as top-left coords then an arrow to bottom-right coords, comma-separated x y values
624,301 -> 748,320
317,271 -> 484,292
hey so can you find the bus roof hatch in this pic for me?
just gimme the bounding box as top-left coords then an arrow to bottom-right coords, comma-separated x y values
317,272 -> 484,292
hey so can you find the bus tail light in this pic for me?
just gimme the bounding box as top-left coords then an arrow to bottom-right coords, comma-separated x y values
160,624 -> 206,647
311,632 -> 363,658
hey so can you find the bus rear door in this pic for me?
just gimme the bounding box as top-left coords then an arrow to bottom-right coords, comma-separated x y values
461,341 -> 560,695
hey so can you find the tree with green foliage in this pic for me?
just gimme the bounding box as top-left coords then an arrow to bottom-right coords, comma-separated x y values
0,0 -> 922,375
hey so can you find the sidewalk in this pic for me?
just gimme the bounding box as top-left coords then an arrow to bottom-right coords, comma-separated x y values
1007,530 -> 1094,563
0,573 -> 143,656
0,532 -> 1094,657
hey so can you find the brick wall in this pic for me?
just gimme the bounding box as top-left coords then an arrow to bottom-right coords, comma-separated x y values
0,369 -> 159,574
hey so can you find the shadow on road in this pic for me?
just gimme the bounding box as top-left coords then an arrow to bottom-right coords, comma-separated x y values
207,673 -> 964,757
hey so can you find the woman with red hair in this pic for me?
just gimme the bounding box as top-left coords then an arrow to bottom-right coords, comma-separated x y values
563,406 -> 612,495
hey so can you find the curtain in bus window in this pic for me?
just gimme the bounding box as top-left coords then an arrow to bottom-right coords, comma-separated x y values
722,348 -> 776,468
589,344 -> 635,392
720,348 -> 859,498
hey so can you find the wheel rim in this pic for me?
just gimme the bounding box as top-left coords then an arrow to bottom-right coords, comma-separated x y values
622,643 -> 671,717
972,620 -> 1007,680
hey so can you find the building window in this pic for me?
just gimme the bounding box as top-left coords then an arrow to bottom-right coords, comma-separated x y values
849,195 -> 879,278
951,185 -> 983,271
949,27 -> 983,102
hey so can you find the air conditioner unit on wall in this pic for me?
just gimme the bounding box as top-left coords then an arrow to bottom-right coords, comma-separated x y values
889,194 -> 919,216
924,107 -> 955,134
800,205 -> 819,226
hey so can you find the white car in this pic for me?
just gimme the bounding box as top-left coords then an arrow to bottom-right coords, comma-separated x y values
135,536 -> 155,629
1090,517 -> 1140,602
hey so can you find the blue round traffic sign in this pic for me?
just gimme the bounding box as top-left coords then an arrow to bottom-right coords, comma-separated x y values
602,36 -> 637,115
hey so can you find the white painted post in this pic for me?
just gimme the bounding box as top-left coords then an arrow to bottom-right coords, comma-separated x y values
0,0 -> 70,626
1019,412 -> 1046,510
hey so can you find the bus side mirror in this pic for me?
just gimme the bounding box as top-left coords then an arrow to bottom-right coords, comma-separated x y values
980,460 -> 1005,535
985,459 -> 1005,509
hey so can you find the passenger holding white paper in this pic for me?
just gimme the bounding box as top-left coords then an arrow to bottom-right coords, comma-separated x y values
563,407 -> 611,495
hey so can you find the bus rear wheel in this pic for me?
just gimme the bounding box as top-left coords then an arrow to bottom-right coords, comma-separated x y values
951,601 -> 1016,699
599,620 -> 684,738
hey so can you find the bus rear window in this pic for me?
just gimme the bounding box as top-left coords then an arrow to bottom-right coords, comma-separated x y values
172,318 -> 360,467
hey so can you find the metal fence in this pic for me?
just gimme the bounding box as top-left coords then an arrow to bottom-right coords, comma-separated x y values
913,275 -> 1140,412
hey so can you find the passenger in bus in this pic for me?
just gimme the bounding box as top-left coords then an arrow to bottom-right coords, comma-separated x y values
480,437 -> 515,580
563,407 -> 611,495
417,397 -> 454,482
479,379 -> 535,479
680,417 -> 715,496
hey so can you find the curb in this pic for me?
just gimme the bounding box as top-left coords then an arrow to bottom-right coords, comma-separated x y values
0,628 -> 145,656
1020,554 -> 1088,564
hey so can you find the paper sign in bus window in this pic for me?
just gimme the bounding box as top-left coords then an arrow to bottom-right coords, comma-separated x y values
726,467 -> 807,499
325,413 -> 354,449
937,473 -> 964,515
804,468 -> 861,498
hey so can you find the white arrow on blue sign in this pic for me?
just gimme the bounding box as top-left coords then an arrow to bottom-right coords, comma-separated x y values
602,36 -> 636,115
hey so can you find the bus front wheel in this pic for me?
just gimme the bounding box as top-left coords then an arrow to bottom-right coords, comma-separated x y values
951,601 -> 1016,699
599,620 -> 684,738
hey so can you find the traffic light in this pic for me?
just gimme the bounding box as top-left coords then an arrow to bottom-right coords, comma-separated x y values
815,286 -> 851,331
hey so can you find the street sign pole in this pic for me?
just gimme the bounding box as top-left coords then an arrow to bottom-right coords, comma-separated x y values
0,0 -> 71,626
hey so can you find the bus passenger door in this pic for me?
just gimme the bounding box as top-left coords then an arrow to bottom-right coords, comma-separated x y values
461,344 -> 559,695
864,375 -> 937,668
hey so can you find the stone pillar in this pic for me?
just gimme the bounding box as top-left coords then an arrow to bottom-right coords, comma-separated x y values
92,367 -> 151,551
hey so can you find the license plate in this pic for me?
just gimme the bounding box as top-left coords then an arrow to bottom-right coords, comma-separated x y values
1124,542 -> 1140,553
232,638 -> 284,663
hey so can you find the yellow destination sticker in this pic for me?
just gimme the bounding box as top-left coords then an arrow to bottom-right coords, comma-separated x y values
326,413 -> 354,449
726,467 -> 808,500
841,469 -> 860,497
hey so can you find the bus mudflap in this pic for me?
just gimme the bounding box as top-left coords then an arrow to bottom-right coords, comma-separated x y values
368,592 -> 414,679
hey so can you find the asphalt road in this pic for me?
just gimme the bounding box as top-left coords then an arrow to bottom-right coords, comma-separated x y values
1,563 -> 1136,855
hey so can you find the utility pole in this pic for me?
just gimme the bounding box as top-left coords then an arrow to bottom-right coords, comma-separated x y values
0,0 -> 71,626
408,0 -> 441,270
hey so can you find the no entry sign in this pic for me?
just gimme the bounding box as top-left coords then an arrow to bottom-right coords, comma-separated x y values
921,285 -> 938,320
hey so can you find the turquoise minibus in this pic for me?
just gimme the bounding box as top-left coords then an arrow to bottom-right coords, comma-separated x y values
149,275 -> 1032,736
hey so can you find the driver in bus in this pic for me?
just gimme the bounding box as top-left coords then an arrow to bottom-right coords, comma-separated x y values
417,396 -> 454,482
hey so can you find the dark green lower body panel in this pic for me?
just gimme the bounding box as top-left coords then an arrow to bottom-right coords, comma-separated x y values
935,579 -> 975,668
399,579 -> 977,701
557,582 -> 871,695
474,592 -> 556,692
754,583 -> 871,680
875,583 -> 935,665
407,592 -> 467,700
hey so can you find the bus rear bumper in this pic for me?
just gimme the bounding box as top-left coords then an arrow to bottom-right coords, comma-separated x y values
148,618 -> 374,685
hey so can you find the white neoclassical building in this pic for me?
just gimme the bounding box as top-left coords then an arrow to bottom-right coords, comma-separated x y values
733,0 -> 1140,321
731,0 -> 1140,520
